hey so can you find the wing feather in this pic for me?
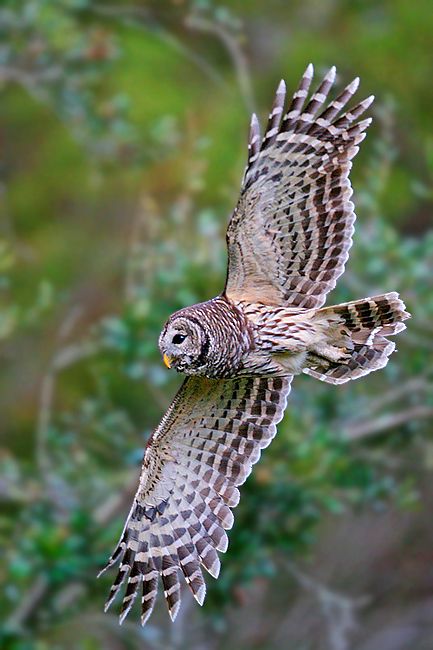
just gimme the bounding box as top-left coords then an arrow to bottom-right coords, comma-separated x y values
100,374 -> 291,623
225,64 -> 374,309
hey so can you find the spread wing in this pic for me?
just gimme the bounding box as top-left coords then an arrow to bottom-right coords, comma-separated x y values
225,64 -> 374,309
100,374 -> 292,624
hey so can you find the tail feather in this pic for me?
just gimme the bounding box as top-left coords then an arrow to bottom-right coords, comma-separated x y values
321,292 -> 410,340
305,292 -> 410,385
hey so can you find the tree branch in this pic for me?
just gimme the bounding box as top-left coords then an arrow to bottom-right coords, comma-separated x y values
353,376 -> 432,417
285,561 -> 370,650
91,3 -> 226,88
36,338 -> 101,479
5,575 -> 48,630
342,405 -> 433,441
184,13 -> 255,113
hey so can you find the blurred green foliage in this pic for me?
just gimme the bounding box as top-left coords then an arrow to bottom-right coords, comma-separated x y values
1,1 -> 432,648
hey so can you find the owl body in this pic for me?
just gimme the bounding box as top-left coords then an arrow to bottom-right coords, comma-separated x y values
160,296 -> 358,378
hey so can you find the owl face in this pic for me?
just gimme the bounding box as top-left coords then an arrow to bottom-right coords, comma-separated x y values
159,314 -> 209,375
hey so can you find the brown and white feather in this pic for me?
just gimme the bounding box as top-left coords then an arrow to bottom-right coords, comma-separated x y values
225,64 -> 374,309
101,66 -> 409,627
100,375 -> 292,623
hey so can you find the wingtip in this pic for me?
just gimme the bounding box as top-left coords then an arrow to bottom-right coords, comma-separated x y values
119,599 -> 136,626
194,584 -> 207,606
141,608 -> 153,627
327,65 -> 337,81
97,565 -> 108,579
248,112 -> 261,150
305,62 -> 314,78
168,602 -> 181,621
104,590 -> 117,613
277,78 -> 286,94
209,558 -> 221,579
349,76 -> 360,92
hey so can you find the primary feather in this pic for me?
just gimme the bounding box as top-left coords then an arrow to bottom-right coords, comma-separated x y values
100,376 -> 291,623
225,63 -> 374,308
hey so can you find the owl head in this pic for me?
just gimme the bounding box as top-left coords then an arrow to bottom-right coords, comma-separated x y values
158,312 -> 210,375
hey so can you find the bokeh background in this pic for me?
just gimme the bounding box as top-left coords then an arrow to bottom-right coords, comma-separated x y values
1,1 -> 433,648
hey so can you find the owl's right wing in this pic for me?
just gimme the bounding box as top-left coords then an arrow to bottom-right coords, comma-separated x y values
100,374 -> 292,624
224,64 -> 374,310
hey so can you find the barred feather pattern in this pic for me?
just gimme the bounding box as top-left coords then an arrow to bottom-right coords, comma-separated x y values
100,375 -> 292,624
100,67 -> 410,627
225,64 -> 375,309
305,334 -> 396,385
304,292 -> 410,384
317,292 -> 410,341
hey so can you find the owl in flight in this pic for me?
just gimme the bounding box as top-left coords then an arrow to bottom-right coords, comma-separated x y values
100,65 -> 409,624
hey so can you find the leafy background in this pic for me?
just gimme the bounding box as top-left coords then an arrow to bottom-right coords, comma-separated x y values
1,1 -> 432,649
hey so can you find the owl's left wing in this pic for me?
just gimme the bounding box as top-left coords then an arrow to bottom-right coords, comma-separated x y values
100,374 -> 292,624
225,65 -> 374,309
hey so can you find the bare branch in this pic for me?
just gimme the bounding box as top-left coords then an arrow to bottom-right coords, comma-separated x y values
285,561 -> 370,650
91,3 -> 225,88
36,336 -> 100,479
5,469 -> 139,629
57,306 -> 85,341
342,405 -> 433,441
0,65 -> 63,89
5,575 -> 48,630
405,331 -> 433,351
354,376 -> 432,417
94,473 -> 138,525
185,13 -> 255,113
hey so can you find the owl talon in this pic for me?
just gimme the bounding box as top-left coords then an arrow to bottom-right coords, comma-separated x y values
310,342 -> 352,365
339,347 -> 352,363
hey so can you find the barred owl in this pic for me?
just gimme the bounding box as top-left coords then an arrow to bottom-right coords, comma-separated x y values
100,65 -> 410,624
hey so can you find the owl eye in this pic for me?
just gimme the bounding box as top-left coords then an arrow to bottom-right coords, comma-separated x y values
172,333 -> 186,345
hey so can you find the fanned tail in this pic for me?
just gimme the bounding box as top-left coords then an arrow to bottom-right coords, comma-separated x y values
305,292 -> 410,384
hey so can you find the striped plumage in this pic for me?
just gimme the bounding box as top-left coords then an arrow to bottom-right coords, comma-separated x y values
101,65 -> 410,623
226,64 -> 374,309
100,375 -> 291,623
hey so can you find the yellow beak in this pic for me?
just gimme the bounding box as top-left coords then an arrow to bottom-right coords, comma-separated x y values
163,353 -> 172,369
